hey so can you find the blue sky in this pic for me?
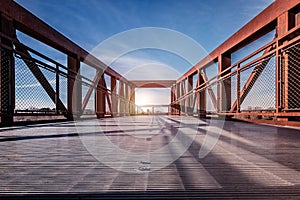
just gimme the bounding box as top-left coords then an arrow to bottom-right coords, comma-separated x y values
14,0 -> 274,107
16,0 -> 274,54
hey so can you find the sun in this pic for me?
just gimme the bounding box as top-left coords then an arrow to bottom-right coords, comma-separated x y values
134,88 -> 170,106
135,90 -> 153,106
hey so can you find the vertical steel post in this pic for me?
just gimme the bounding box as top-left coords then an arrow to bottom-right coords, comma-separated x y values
275,41 -> 281,114
96,75 -> 105,118
197,70 -> 206,118
218,54 -> 231,113
187,76 -> 193,115
55,64 -> 60,114
111,76 -> 117,117
0,14 -> 15,125
236,66 -> 241,113
181,80 -> 186,114
124,83 -> 129,115
67,55 -> 81,120
118,81 -> 124,116
130,86 -> 135,115
277,11 -> 290,121
170,85 -> 175,115
176,83 -> 180,115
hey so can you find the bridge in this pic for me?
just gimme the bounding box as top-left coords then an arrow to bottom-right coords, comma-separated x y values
0,0 -> 300,199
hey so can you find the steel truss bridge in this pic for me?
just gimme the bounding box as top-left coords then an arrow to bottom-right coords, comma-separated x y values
1,1 -> 300,199
0,0 -> 299,126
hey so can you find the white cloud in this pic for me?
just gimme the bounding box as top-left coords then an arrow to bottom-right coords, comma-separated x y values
111,56 -> 180,80
241,0 -> 274,18
86,49 -> 181,80
16,79 -> 56,89
87,27 -> 208,73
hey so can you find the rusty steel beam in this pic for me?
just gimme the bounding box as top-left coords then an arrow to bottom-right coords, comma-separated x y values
187,76 -> 193,114
111,77 -> 118,116
219,111 -> 300,118
118,81 -> 124,115
124,84 -> 129,114
129,86 -> 135,115
137,104 -> 169,107
96,75 -> 106,118
196,70 -> 206,117
81,70 -> 102,112
130,80 -> 176,88
0,14 -> 15,125
200,71 -> 217,111
230,45 -> 274,113
15,41 -> 68,114
67,55 -> 81,119
218,54 -> 231,112
103,78 -> 112,115
177,0 -> 300,82
0,0 -> 133,86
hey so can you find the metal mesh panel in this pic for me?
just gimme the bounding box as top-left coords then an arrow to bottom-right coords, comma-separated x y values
82,84 -> 95,114
240,66 -> 253,93
204,64 -> 218,81
219,74 -> 233,112
180,99 -> 186,113
282,42 -> 300,110
240,55 -> 276,111
59,74 -> 68,108
106,95 -> 111,115
40,67 -> 56,91
15,56 -> 56,111
106,94 -> 111,114
231,73 -> 237,109
206,84 -> 217,113
193,93 -> 198,113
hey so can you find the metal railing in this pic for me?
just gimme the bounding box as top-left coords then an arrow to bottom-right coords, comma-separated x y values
0,39 -> 135,122
171,31 -> 300,118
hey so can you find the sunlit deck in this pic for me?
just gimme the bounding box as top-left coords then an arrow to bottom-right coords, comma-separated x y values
0,116 -> 300,199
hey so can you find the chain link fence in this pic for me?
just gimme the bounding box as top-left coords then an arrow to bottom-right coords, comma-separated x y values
239,55 -> 276,112
15,56 -> 56,112
59,73 -> 68,108
82,84 -> 96,115
2,39 -> 300,122
13,51 -> 101,119
230,73 -> 237,109
15,57 -> 55,113
281,41 -> 300,110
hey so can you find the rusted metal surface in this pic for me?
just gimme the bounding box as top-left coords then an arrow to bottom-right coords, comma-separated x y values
96,75 -> 106,118
131,80 -> 176,88
0,14 -> 14,125
171,0 -> 300,123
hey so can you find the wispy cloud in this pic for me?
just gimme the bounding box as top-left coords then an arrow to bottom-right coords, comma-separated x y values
106,55 -> 180,80
16,79 -> 56,89
86,44 -> 182,80
241,0 -> 274,18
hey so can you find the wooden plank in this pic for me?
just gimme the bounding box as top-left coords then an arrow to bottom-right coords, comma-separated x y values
0,116 -> 300,198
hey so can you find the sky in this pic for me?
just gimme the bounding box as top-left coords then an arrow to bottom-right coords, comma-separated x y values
14,0 -> 274,108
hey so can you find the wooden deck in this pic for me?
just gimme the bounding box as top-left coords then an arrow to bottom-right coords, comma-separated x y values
0,116 -> 300,199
